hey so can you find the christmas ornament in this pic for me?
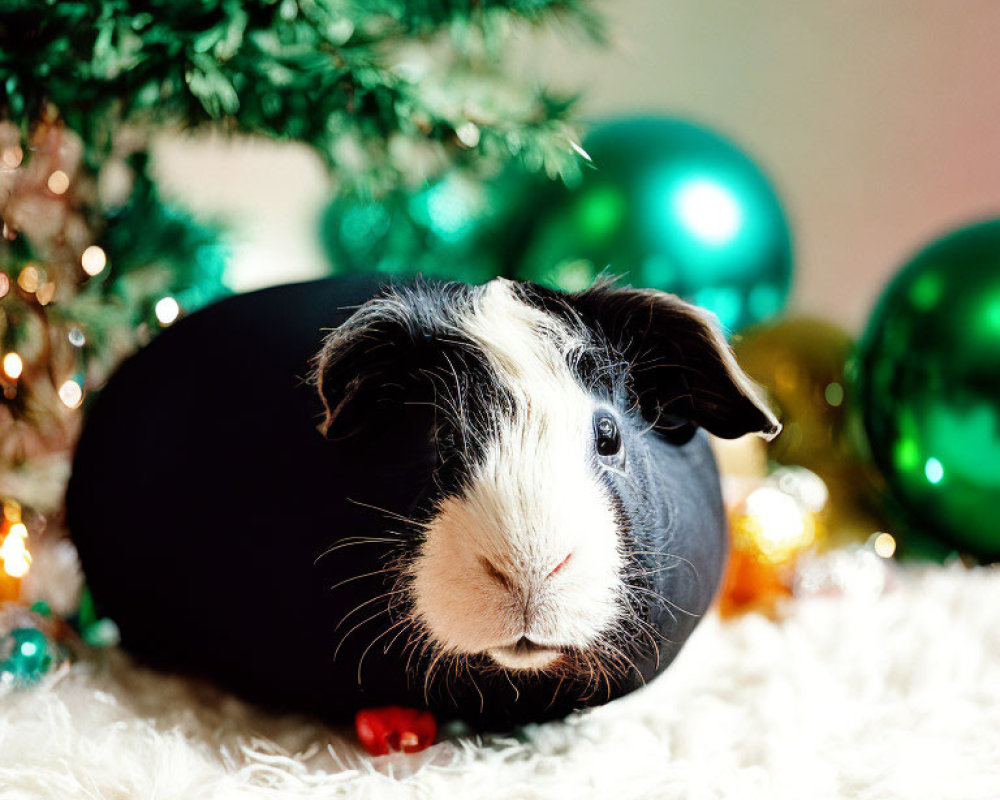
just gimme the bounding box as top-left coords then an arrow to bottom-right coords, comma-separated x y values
514,116 -> 793,331
0,605 -> 63,689
856,220 -> 1000,561
319,172 -> 528,284
355,706 -> 437,756
719,466 -> 827,617
734,318 -> 888,546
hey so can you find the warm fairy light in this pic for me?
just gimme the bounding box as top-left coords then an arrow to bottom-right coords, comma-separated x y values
0,527 -> 31,578
0,273 -> 8,298
81,245 -> 108,276
2,352 -> 23,380
36,282 -> 56,305
873,532 -> 897,559
3,501 -> 21,523
47,170 -> 70,195
18,265 -> 40,293
8,522 -> 27,540
456,122 -> 481,148
155,296 -> 180,326
1,146 -> 23,169
733,486 -> 815,564
58,379 -> 83,409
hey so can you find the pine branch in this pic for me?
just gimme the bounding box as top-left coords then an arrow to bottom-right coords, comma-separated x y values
0,0 -> 601,190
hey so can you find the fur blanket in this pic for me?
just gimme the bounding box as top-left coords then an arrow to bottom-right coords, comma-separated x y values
2,562 -> 999,800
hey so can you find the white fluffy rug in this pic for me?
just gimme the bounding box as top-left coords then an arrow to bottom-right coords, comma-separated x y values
2,563 -> 999,800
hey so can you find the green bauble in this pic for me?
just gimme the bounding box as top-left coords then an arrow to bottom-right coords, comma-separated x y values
514,117 -> 793,331
0,627 -> 53,687
856,219 -> 1000,561
319,173 -> 526,285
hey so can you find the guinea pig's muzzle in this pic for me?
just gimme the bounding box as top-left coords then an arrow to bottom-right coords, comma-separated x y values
488,636 -> 563,670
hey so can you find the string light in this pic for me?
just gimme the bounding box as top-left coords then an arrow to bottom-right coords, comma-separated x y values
36,282 -> 56,306
2,352 -> 23,380
3,501 -> 21,523
81,245 -> 107,277
0,522 -> 31,579
0,273 -> 8,298
873,532 -> 897,559
455,122 -> 481,148
732,486 -> 817,564
58,379 -> 83,409
17,265 -> 40,293
1,146 -> 23,169
47,170 -> 70,195
155,296 -> 180,326
68,327 -> 86,347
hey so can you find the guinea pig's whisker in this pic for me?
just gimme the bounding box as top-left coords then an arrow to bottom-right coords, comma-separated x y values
422,650 -> 447,704
313,537 -> 400,565
458,656 -> 486,715
332,607 -> 392,663
328,567 -> 395,592
345,497 -> 418,526
628,584 -> 700,619
382,613 -> 417,655
356,618 -> 410,686
333,588 -> 407,633
601,639 -> 643,686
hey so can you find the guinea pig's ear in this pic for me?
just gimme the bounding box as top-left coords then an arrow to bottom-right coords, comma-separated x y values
311,292 -> 439,440
568,283 -> 780,441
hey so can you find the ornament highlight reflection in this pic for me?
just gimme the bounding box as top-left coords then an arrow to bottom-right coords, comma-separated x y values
673,178 -> 742,245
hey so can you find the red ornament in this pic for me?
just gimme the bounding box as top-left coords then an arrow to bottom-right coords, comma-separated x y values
354,706 -> 437,756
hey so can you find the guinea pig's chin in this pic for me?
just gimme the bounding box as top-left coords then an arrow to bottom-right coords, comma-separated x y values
487,644 -> 562,671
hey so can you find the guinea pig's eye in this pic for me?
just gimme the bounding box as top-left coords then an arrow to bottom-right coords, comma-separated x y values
594,414 -> 624,462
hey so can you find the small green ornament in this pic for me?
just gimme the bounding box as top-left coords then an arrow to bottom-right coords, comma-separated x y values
1,627 -> 53,687
513,116 -> 794,331
856,219 -> 1000,561
319,173 -> 519,285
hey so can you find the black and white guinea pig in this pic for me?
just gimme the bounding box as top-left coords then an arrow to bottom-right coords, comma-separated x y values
67,275 -> 778,729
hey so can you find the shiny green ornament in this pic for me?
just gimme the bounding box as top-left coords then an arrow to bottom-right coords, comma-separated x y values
514,117 -> 793,331
735,318 -> 889,547
0,627 -> 53,687
319,173 -> 524,285
856,219 -> 1000,561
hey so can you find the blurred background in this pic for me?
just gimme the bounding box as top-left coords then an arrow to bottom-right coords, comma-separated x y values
154,0 -> 1000,331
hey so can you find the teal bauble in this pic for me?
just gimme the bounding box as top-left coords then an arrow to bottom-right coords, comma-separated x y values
0,626 -> 53,687
319,173 -> 529,285
513,117 -> 793,331
856,219 -> 1000,561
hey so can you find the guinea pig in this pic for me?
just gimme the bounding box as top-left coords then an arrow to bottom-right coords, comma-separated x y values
66,275 -> 778,729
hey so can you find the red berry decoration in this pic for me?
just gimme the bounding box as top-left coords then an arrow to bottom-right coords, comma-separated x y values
354,706 -> 437,756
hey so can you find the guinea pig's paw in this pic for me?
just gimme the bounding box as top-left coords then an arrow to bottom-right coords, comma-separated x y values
355,706 -> 438,756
